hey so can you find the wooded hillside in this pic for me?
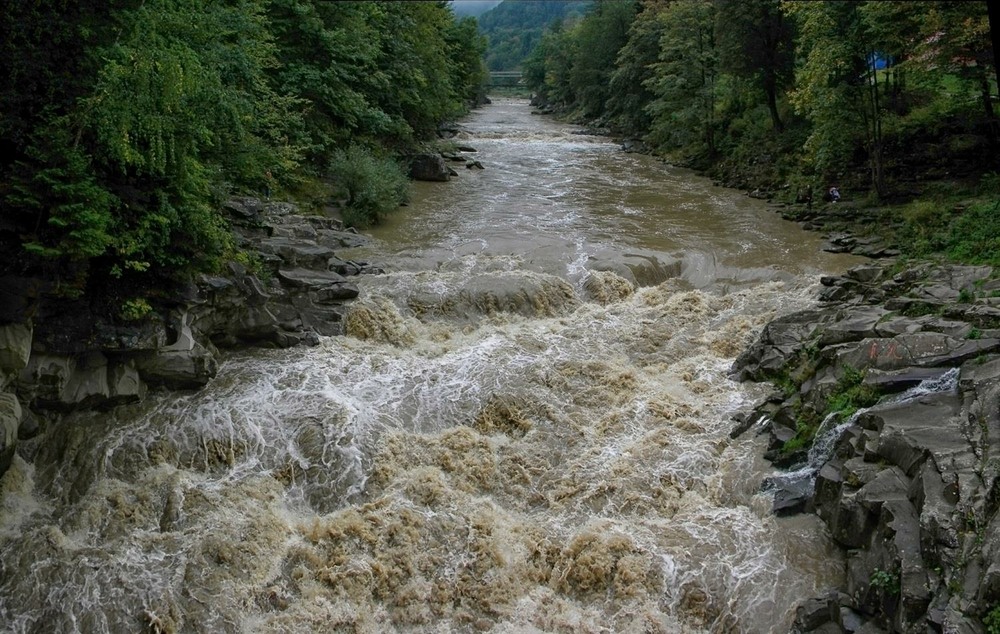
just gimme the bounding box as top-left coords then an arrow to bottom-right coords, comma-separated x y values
0,0 -> 486,319
524,0 -> 999,265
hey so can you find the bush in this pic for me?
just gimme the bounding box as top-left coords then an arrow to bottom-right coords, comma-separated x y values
945,201 -> 1000,265
328,146 -> 409,228
984,604 -> 1000,634
827,366 -> 881,417
119,297 -> 153,322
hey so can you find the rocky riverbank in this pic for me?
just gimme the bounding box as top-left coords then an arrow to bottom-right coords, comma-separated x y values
0,198 -> 380,476
733,259 -> 1000,633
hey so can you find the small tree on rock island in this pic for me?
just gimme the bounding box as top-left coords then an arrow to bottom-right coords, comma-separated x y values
329,146 -> 408,228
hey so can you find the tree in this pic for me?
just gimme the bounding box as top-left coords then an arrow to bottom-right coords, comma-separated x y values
267,0 -> 390,166
785,1 -> 889,196
523,21 -> 579,108
478,0 -> 591,71
447,17 -> 490,106
568,0 -> 639,119
2,0 -> 300,294
645,0 -> 719,158
607,0 -> 671,136
715,0 -> 794,131
911,2 -> 995,140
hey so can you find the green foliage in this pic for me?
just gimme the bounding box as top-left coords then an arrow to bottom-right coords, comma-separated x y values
985,604 -> 1000,634
329,146 -> 409,228
0,0 -> 478,314
568,1 -> 637,119
895,199 -> 1000,266
606,2 -> 664,133
945,201 -> 1000,264
785,2 -> 874,185
268,1 -> 481,163
715,0 -> 793,131
7,119 -> 116,261
781,416 -> 820,456
644,0 -> 719,160
447,17 -> 490,105
119,298 -> 154,322
523,21 -> 579,108
478,0 -> 591,71
827,366 -> 881,417
870,568 -> 900,596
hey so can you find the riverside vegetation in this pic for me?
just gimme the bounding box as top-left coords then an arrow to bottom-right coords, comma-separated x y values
520,0 -> 999,267
0,1 -> 488,320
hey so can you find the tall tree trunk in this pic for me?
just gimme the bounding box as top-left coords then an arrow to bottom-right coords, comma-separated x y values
989,1 -> 1000,97
864,49 -> 886,198
764,72 -> 783,132
982,72 -> 997,143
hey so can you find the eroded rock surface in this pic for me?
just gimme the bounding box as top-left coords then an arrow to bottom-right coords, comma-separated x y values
0,198 -> 381,475
734,263 -> 1000,633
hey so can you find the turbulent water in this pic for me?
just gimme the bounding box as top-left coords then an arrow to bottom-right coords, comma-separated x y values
1,99 -> 863,633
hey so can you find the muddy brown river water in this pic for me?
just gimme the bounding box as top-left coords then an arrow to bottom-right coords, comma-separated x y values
1,98 -> 864,633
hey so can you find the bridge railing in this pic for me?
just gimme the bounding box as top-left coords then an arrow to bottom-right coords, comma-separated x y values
487,71 -> 523,87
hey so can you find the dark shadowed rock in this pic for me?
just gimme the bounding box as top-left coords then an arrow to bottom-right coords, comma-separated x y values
0,323 -> 32,377
732,308 -> 842,381
258,237 -> 337,269
736,258 -> 1000,632
409,153 -> 451,182
0,392 -> 21,475
134,342 -> 218,390
819,307 -> 891,346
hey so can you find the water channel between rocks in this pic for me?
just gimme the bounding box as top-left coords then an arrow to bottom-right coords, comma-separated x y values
1,98 -> 864,633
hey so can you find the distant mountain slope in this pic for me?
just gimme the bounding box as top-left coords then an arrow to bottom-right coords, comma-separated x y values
478,0 -> 592,71
450,1 -> 503,18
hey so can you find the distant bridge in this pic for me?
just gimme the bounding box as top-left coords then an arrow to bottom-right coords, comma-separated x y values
487,70 -> 524,88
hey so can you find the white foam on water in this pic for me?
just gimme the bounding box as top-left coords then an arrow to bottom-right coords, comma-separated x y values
0,96 -> 861,633
0,271 -> 847,633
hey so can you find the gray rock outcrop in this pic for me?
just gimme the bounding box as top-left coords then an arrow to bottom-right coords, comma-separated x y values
408,153 -> 451,182
0,198 -> 381,477
734,263 -> 1000,633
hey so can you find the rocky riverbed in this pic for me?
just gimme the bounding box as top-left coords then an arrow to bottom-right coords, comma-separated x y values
733,260 -> 1000,633
0,198 -> 381,474
2,114 -> 996,631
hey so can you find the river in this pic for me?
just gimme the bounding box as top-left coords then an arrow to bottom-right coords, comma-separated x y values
0,98 -> 862,633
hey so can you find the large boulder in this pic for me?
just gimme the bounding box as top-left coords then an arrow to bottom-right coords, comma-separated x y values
134,344 -> 217,390
732,307 -> 842,381
0,276 -> 44,323
0,391 -> 21,475
18,352 -> 110,410
408,153 -> 451,182
738,261 -> 1000,632
134,313 -> 218,389
0,322 -> 32,380
829,333 -> 1000,374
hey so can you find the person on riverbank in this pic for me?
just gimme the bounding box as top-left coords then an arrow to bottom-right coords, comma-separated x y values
264,169 -> 274,200
828,186 -> 840,203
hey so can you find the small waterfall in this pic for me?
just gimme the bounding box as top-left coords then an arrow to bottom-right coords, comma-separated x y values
766,367 -> 962,493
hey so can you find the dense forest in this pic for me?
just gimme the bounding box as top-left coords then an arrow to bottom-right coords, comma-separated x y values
0,0 -> 486,319
2,0 -> 997,322
524,0 -> 999,263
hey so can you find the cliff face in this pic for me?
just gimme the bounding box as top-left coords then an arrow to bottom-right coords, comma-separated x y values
0,198 -> 380,478
733,262 -> 1000,633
